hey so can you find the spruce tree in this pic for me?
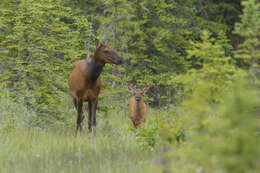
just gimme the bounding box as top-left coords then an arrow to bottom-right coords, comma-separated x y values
234,0 -> 260,80
0,0 -> 90,119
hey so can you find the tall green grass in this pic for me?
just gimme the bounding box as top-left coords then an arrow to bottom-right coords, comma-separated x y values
0,88 -> 156,173
0,129 -> 155,173
2,81 -> 258,173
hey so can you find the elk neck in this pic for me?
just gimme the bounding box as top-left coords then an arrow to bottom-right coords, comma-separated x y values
136,99 -> 143,116
86,54 -> 105,82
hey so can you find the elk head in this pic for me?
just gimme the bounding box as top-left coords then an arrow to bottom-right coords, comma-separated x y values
94,39 -> 123,65
128,84 -> 150,101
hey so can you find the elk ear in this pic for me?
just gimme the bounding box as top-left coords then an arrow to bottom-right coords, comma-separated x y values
95,39 -> 100,49
102,37 -> 108,44
142,85 -> 150,94
128,84 -> 135,93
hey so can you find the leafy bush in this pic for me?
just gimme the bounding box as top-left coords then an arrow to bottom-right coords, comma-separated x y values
135,108 -> 187,150
156,80 -> 260,173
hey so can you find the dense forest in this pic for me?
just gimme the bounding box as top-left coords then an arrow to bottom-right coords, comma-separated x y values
0,0 -> 259,172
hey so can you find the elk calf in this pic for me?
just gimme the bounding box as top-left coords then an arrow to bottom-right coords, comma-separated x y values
128,85 -> 150,128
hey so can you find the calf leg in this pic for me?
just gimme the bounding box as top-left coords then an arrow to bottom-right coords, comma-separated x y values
88,101 -> 92,132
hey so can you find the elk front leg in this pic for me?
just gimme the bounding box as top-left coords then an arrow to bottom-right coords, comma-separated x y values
76,98 -> 83,135
91,100 -> 98,132
73,98 -> 77,109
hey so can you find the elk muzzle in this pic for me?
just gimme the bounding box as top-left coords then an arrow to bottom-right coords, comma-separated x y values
135,94 -> 142,101
110,52 -> 123,65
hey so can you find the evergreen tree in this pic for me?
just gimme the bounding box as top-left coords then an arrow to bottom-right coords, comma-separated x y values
234,0 -> 260,79
169,30 -> 241,105
0,0 -> 90,119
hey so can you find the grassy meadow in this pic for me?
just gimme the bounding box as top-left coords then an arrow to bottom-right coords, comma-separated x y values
0,89 -> 158,173
0,128 -> 155,173
0,81 -> 259,173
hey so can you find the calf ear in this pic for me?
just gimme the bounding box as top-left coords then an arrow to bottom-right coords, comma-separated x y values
128,84 -> 135,93
102,37 -> 108,44
95,39 -> 100,49
142,85 -> 150,94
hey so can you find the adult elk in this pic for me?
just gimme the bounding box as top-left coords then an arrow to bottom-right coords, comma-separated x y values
68,39 -> 123,134
128,84 -> 150,128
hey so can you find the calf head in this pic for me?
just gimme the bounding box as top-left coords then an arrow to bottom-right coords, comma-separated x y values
128,84 -> 150,101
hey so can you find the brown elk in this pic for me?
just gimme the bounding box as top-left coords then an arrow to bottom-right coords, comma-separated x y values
128,84 -> 150,128
68,39 -> 123,134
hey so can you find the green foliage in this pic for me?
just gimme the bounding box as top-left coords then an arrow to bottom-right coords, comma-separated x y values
211,82 -> 260,173
158,81 -> 260,173
136,124 -> 160,151
234,0 -> 260,79
0,0 -> 91,119
0,85 -> 75,131
167,30 -> 245,105
135,108 -> 186,150
135,111 -> 162,150
0,86 -> 36,133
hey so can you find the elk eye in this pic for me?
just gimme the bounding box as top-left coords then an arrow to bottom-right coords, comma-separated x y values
104,50 -> 109,54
